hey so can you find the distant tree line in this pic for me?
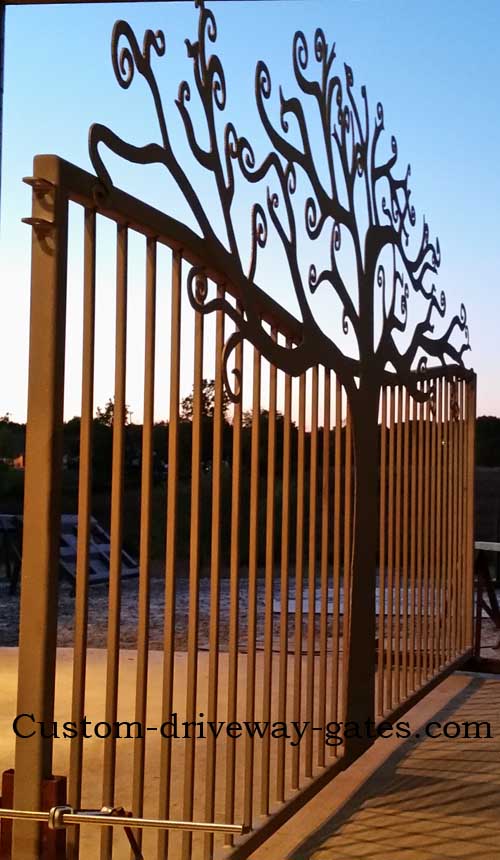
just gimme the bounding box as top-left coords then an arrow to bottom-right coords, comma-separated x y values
1,405 -> 500,566
475,417 -> 500,467
1,407 -> 500,473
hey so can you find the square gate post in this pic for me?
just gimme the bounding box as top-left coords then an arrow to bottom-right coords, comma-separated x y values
12,155 -> 68,859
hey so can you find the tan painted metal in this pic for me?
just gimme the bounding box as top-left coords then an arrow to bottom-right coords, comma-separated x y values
0,808 -> 245,835
305,365 -> 319,778
243,345 -> 261,832
130,236 -> 157,857
261,329 -> 277,817
329,377 -> 342,747
157,248 -> 182,860
377,388 -> 387,715
292,372 -> 306,792
401,388 -> 410,700
100,223 -> 128,860
276,351 -> 292,801
394,387 -> 403,702
181,283 -> 205,860
429,380 -> 437,678
14,159 -> 69,859
203,286 -> 225,860
317,368 -> 331,769
224,305 -> 243,847
341,401 -> 352,722
67,207 -> 96,860
435,379 -> 443,670
385,387 -> 395,711
424,381 -> 431,679
14,154 -> 476,860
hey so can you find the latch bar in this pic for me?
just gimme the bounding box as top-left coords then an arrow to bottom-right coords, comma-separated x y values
0,806 -> 245,835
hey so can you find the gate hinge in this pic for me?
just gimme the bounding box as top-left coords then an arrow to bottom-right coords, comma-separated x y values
21,216 -> 55,236
22,176 -> 56,236
22,176 -> 55,195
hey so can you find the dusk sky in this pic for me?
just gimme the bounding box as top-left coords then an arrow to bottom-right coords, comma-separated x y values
0,0 -> 498,421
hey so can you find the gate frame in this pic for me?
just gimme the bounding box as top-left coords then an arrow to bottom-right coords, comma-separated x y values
13,160 -> 68,859
11,153 -> 476,860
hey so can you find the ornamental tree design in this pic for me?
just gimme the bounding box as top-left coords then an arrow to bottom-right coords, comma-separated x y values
89,0 -> 471,727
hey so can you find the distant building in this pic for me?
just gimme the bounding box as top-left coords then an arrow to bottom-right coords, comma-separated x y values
12,454 -> 24,470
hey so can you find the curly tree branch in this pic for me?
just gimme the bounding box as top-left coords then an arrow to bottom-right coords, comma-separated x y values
89,0 -> 470,405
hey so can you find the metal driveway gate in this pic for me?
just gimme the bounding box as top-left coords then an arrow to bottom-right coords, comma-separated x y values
5,3 -> 475,858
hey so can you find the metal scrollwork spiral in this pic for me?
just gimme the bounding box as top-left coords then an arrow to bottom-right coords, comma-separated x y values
222,331 -> 244,404
187,266 -> 208,312
88,0 -> 471,410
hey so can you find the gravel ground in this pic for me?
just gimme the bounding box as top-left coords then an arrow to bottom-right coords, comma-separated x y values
1,563 -> 497,653
0,564 -> 322,651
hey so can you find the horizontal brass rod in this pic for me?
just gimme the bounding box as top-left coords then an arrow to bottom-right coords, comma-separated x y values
0,808 -> 245,835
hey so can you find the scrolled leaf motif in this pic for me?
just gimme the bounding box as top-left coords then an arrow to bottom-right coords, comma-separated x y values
293,30 -> 309,73
209,54 -> 227,111
195,274 -> 208,303
439,290 -> 446,315
90,0 -> 471,415
178,80 -> 191,107
435,237 -> 441,267
401,282 -> 410,321
143,29 -> 166,65
459,303 -> 468,332
305,196 -> 324,240
286,163 -> 297,196
111,21 -> 165,92
314,28 -> 327,62
257,60 -> 272,100
225,122 -> 239,159
355,143 -> 364,177
381,195 -> 391,223
236,136 -> 257,174
391,195 -> 400,225
201,1 -> 217,45
267,188 -> 280,211
309,263 -> 318,292
279,87 -> 290,135
114,43 -> 134,88
248,203 -> 268,283
222,330 -> 244,403
341,104 -> 350,131
187,266 -> 208,312
332,222 -> 341,254
428,383 -> 437,416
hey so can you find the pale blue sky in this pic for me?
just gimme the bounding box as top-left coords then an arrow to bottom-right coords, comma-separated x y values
0,0 -> 498,421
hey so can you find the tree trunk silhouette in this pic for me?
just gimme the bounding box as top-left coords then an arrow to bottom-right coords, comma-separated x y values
343,384 -> 380,759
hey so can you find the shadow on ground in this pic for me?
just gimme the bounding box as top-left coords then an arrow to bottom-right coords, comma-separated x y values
291,676 -> 500,860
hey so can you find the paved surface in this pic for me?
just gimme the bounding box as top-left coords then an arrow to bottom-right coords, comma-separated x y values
1,649 -> 499,859
0,570 -> 335,650
254,673 -> 500,860
1,648 -> 315,860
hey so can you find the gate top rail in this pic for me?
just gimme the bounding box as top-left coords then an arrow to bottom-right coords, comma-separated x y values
25,154 -> 305,345
25,153 -> 475,389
